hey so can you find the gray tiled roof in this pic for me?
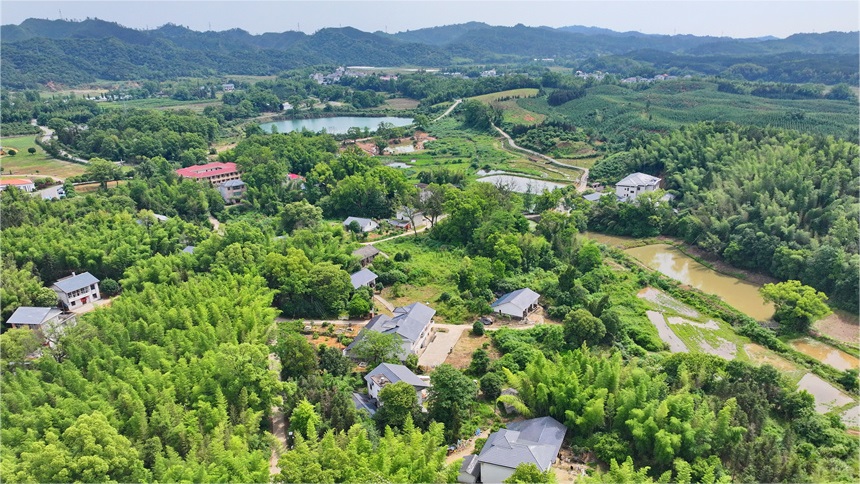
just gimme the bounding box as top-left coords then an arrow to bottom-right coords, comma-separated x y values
52,272 -> 99,293
364,362 -> 429,388
350,268 -> 378,289
616,172 -> 660,187
459,455 -> 480,478
222,179 -> 245,187
7,307 -> 61,326
352,245 -> 380,258
343,217 -> 377,231
491,288 -> 540,313
476,416 -> 567,471
182,246 -> 195,254
346,302 -> 435,358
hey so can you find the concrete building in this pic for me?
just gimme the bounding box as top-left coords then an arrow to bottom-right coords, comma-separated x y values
218,179 -> 246,204
490,288 -> 540,320
459,417 -> 567,484
343,216 -> 379,233
346,302 -> 435,360
352,245 -> 381,267
51,272 -> 100,310
0,178 -> 36,192
350,268 -> 378,290
615,172 -> 661,201
176,162 -> 241,185
364,362 -> 431,405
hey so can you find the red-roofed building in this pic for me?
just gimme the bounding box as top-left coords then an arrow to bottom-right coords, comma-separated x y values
0,178 -> 36,192
175,162 -> 241,185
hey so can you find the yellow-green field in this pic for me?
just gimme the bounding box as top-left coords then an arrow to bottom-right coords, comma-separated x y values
0,136 -> 87,179
376,97 -> 420,110
470,89 -> 545,125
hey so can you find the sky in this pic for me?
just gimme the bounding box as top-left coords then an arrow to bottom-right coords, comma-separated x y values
2,0 -> 858,39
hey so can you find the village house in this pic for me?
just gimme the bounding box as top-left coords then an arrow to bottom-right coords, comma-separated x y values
222,83 -> 235,92
352,245 -> 381,267
52,272 -> 100,310
6,307 -> 63,334
490,288 -> 540,320
364,362 -> 431,405
615,172 -> 661,201
346,302 -> 435,360
175,162 -> 241,185
458,417 -> 567,484
218,179 -> 246,204
343,216 -> 379,233
350,268 -> 378,290
0,178 -> 36,192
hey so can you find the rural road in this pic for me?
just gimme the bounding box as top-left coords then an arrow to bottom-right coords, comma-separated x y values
492,124 -> 589,192
419,324 -> 471,369
31,120 -> 90,164
433,99 -> 462,122
268,351 -> 286,476
360,215 -> 446,245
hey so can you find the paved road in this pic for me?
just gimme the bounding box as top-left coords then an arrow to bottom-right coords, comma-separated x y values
418,324 -> 471,369
31,119 -> 91,164
492,124 -> 589,192
373,294 -> 395,312
433,99 -> 462,122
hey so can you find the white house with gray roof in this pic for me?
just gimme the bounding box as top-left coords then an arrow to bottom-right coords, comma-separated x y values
343,216 -> 379,233
490,288 -> 540,320
615,172 -> 661,201
351,268 -> 378,289
346,302 -> 435,360
459,416 -> 567,484
364,362 -> 431,405
51,272 -> 100,310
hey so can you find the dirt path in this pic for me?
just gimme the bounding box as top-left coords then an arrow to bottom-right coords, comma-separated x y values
433,99 -> 462,122
361,215 -> 445,245
209,215 -> 223,234
268,352 -> 286,476
445,429 -> 490,465
373,294 -> 395,312
492,124 -> 589,192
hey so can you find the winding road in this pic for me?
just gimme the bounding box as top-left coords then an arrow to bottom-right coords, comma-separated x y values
31,120 -> 90,164
433,99 -> 463,122
492,123 -> 589,192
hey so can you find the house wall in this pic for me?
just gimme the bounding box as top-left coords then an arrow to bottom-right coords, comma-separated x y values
411,321 -> 433,352
55,284 -> 100,309
494,303 -> 525,319
617,183 -> 657,200
368,380 -> 381,401
480,463 -> 515,484
457,471 -> 478,484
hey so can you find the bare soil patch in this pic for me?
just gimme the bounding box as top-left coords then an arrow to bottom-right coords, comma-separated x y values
813,310 -> 859,347
743,344 -> 799,372
447,332 -> 500,370
697,337 -> 737,360
638,287 -> 699,318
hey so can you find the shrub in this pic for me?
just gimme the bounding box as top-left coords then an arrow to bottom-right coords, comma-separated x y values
438,291 -> 452,302
27,147 -> 36,154
7,149 -> 17,156
472,321 -> 485,336
99,278 -> 120,296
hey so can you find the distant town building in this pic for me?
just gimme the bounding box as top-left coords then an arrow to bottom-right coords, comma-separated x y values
222,83 -> 235,92
175,162 -> 241,185
0,178 -> 36,192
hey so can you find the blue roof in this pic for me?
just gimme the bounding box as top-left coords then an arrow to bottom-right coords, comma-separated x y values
52,272 -> 99,293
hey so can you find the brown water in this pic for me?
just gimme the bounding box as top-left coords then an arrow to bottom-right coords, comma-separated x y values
582,232 -> 639,248
790,337 -> 860,372
624,244 -> 774,321
744,344 -> 799,372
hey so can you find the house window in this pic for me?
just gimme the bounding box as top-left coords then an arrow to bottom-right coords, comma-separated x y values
70,300 -> 76,306
91,284 -> 96,290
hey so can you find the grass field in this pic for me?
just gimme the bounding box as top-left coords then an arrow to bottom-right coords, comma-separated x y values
102,98 -> 221,112
0,135 -> 87,179
375,98 -> 420,110
471,88 -> 545,125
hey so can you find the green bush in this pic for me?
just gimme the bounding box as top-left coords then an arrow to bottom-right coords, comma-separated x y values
472,321 -> 485,336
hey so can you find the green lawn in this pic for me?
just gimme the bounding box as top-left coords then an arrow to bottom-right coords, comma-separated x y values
0,135 -> 87,179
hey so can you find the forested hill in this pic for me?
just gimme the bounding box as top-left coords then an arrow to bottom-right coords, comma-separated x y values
2,18 -> 858,88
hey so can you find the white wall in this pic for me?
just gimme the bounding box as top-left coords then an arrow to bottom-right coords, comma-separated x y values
480,463 -> 515,484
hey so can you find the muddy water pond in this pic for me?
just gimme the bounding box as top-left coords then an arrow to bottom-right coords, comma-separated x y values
790,337 -> 859,372
624,244 -> 774,321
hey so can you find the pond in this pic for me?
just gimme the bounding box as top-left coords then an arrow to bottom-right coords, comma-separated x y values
259,116 -> 413,135
475,175 -> 567,194
623,244 -> 775,321
790,337 -> 859,372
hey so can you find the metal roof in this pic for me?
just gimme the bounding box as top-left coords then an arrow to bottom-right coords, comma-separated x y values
491,288 -> 540,313
616,172 -> 661,187
343,217 -> 378,231
182,246 -> 195,254
52,272 -> 99,293
221,179 -> 245,187
364,362 -> 429,388
7,307 -> 61,326
347,302 -> 435,358
350,268 -> 378,289
476,416 -> 567,472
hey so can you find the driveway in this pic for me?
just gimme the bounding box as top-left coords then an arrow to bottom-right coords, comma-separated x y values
419,324 -> 470,369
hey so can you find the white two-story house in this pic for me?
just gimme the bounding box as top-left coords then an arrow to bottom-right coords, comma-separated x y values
52,272 -> 100,310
